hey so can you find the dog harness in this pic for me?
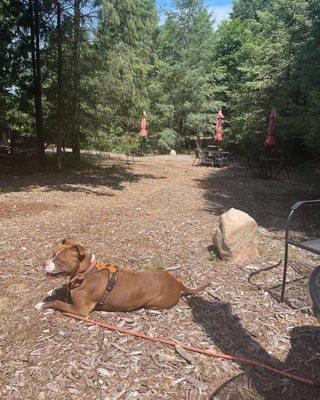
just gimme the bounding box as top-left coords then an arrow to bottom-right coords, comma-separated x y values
68,261 -> 118,305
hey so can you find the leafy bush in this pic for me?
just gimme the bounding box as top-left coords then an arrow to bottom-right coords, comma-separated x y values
86,130 -> 111,151
154,129 -> 177,154
85,126 -> 141,154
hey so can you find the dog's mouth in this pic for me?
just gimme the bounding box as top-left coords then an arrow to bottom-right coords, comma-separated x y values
45,271 -> 67,280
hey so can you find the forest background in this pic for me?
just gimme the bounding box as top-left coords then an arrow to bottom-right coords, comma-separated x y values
1,0 -> 319,163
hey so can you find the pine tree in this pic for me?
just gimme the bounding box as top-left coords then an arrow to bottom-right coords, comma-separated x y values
156,0 -> 223,140
90,0 -> 158,142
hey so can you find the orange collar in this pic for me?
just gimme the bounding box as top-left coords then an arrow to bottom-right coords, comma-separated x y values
68,261 -> 118,290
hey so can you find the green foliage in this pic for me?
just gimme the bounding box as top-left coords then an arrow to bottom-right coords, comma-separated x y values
154,0 -> 225,138
1,0 -> 320,160
140,260 -> 165,270
0,186 -> 8,194
216,0 -> 320,156
90,0 -> 158,142
154,128 -> 178,154
209,251 -> 220,262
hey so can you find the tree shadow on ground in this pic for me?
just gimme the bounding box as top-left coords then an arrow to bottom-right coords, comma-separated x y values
188,297 -> 320,400
0,160 -> 164,196
197,166 -> 320,312
194,167 -> 320,233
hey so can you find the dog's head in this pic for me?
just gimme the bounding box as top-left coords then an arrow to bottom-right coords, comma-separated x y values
43,239 -> 90,280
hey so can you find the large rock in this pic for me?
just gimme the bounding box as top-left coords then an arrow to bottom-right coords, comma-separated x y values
212,208 -> 259,263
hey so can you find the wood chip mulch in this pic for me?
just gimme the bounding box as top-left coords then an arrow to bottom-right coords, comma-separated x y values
0,154 -> 320,399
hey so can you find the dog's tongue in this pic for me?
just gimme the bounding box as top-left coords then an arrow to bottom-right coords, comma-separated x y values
46,272 -> 65,280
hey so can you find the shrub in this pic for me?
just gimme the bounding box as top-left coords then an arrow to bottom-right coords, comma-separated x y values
154,129 -> 177,154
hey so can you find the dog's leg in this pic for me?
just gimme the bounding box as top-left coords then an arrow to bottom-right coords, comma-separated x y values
43,284 -> 69,303
35,299 -> 94,317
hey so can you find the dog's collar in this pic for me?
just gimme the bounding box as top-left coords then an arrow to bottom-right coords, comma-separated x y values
68,261 -> 118,290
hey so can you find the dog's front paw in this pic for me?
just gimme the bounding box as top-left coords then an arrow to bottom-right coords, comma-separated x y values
46,289 -> 56,297
35,302 -> 54,315
35,302 -> 45,311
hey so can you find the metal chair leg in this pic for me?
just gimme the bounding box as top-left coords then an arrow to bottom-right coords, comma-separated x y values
280,241 -> 289,302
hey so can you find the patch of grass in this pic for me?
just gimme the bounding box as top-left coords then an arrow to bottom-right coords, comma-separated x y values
258,242 -> 270,257
208,245 -> 221,262
288,248 -> 301,261
7,295 -> 23,309
139,260 -> 166,270
0,186 -> 8,194
0,376 -> 10,386
209,252 -> 220,262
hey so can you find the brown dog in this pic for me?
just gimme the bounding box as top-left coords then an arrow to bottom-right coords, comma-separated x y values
35,239 -> 210,317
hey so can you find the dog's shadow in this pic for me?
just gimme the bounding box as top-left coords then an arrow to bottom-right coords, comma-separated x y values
188,297 -> 320,400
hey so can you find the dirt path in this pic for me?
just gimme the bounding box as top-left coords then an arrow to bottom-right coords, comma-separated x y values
0,155 -> 319,399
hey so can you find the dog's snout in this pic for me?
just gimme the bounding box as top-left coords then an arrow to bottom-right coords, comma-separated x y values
43,260 -> 56,272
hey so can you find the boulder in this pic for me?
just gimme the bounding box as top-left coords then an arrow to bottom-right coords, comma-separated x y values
212,208 -> 259,263
170,149 -> 177,156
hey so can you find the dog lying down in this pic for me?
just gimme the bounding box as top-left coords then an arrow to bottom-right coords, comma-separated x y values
35,239 -> 210,317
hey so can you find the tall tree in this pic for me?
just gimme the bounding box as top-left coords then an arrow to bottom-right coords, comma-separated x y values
156,0 -> 223,139
56,0 -> 63,168
1,0 -> 320,161
72,0 -> 81,159
90,0 -> 158,141
231,0 -> 270,20
215,0 -> 314,153
29,0 -> 45,163
0,1 -> 14,142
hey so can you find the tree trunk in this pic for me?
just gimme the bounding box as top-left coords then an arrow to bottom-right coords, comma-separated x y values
72,0 -> 81,160
56,0 -> 62,170
0,96 -> 6,143
29,0 -> 45,166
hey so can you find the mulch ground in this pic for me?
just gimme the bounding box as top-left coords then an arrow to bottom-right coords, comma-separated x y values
1,154 -> 320,400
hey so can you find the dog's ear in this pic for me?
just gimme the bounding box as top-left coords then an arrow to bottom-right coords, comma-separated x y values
62,238 -> 74,245
71,244 -> 86,262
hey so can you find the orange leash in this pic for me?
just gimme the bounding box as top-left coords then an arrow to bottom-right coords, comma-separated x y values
63,312 -> 317,387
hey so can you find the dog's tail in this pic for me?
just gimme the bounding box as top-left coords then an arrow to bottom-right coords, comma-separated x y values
180,281 -> 210,296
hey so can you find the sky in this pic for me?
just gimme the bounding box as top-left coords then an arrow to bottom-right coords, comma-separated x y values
156,0 -> 233,26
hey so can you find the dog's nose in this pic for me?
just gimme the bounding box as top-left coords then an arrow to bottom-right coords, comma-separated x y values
43,260 -> 49,269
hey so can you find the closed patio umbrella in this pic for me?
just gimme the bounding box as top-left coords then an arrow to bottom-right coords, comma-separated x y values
264,107 -> 278,148
215,110 -> 224,142
140,111 -> 148,137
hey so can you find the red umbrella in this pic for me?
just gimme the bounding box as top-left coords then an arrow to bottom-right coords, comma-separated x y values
215,110 -> 224,142
140,112 -> 148,137
264,107 -> 278,148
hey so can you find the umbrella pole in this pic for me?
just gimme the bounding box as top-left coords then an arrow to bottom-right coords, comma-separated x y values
273,139 -> 289,180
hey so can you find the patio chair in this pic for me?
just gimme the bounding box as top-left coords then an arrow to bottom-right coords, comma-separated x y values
246,156 -> 272,179
193,146 -> 214,166
280,199 -> 320,302
214,152 -> 233,168
227,152 -> 234,167
192,148 -> 200,166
